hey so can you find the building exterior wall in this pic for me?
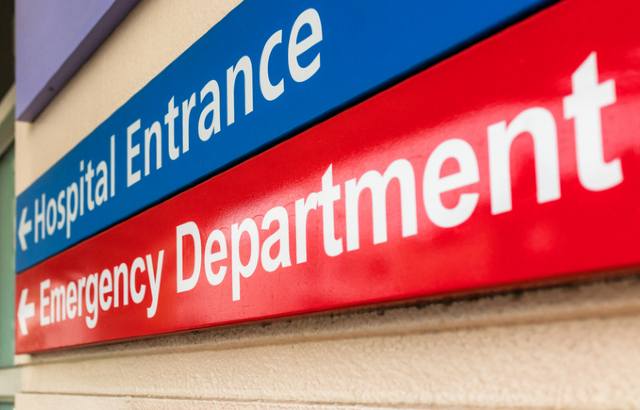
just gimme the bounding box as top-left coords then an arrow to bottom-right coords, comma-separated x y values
15,0 -> 241,195
14,1 -> 640,409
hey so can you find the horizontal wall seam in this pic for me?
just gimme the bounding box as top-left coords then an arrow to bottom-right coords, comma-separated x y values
16,392 -> 558,410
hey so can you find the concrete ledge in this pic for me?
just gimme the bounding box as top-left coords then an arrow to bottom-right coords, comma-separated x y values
0,366 -> 21,398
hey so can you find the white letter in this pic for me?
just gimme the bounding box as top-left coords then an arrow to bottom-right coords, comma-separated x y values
261,206 -> 291,272
198,80 -> 221,141
85,161 -> 95,211
144,121 -> 163,176
423,139 -> 479,228
288,9 -> 322,82
318,165 -> 343,256
488,107 -> 560,214
111,135 -> 116,197
345,159 -> 417,251
77,277 -> 86,317
295,192 -> 317,264
66,183 -> 78,239
260,30 -> 284,101
176,222 -> 201,293
79,162 -> 84,216
205,230 -> 227,286
66,282 -> 77,320
231,219 -> 259,301
165,97 -> 180,160
99,269 -> 113,311
563,52 -> 622,191
50,285 -> 66,323
227,56 -> 254,126
127,119 -> 141,187
40,279 -> 50,326
113,263 -> 129,308
182,93 -> 196,153
85,273 -> 98,329
56,190 -> 65,230
146,251 -> 164,318
46,197 -> 57,236
130,257 -> 146,304
95,161 -> 108,206
34,194 -> 45,243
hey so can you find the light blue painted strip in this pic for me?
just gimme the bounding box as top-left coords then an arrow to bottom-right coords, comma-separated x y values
16,0 -> 141,121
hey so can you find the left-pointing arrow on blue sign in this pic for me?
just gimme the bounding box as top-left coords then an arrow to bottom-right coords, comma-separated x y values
18,207 -> 32,251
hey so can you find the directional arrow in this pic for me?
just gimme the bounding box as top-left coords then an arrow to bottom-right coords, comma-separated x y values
18,207 -> 32,251
18,288 -> 35,336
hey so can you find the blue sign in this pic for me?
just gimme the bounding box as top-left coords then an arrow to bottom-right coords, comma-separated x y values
16,0 -> 553,272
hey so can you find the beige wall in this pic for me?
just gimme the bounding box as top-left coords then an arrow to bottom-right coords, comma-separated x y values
14,1 -> 640,409
14,0 -> 242,194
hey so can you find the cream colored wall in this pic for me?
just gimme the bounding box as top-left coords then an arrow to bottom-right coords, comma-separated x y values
14,0 -> 242,194
14,1 -> 640,409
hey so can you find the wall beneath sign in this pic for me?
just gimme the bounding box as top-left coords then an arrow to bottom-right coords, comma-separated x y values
14,0 -> 640,409
15,279 -> 640,408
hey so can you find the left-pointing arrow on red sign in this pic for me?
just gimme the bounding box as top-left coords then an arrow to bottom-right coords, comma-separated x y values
18,288 -> 35,336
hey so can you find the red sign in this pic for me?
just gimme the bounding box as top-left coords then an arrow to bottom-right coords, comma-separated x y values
16,0 -> 640,353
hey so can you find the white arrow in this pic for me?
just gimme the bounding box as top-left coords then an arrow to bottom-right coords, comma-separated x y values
18,288 -> 35,336
18,207 -> 32,251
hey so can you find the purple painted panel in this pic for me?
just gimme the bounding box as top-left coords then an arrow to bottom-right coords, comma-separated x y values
16,0 -> 140,121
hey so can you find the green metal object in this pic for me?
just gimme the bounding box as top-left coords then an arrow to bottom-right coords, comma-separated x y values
0,145 -> 14,368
